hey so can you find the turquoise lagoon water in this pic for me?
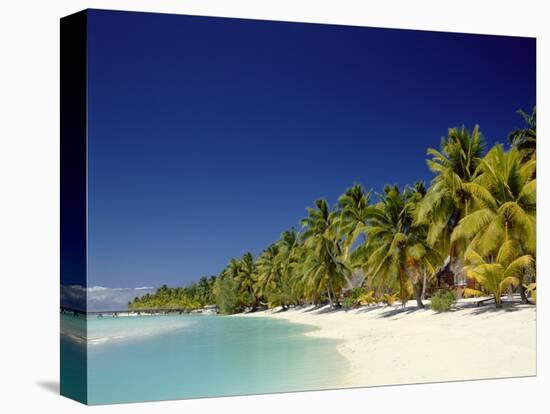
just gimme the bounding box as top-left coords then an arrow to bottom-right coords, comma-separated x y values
61,313 -> 348,404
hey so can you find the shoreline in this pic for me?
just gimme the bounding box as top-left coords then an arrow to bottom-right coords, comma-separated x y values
238,299 -> 536,387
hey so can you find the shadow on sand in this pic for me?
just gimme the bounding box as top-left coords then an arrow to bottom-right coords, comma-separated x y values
376,306 -> 426,318
355,304 -> 388,314
464,302 -> 526,316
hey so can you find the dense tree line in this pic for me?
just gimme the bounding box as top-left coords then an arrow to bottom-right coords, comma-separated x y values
131,108 -> 536,313
129,276 -> 216,311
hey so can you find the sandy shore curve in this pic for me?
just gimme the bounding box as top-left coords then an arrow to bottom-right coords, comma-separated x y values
239,299 -> 536,387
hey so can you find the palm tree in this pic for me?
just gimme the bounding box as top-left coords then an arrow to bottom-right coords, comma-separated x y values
452,146 -> 535,254
463,241 -> 534,308
274,228 -> 301,306
301,238 -> 350,308
451,145 -> 536,302
255,244 -> 287,309
196,276 -> 212,306
364,186 -> 442,308
300,199 -> 351,308
335,184 -> 372,259
235,252 -> 258,310
509,107 -> 536,161
225,258 -> 241,283
416,125 -> 485,283
288,243 -> 313,303
406,181 -> 435,300
213,267 -> 239,314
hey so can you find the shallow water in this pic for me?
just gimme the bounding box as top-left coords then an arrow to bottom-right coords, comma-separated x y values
61,313 -> 348,404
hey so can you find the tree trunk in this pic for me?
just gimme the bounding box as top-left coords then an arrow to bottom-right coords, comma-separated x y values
519,282 -> 529,304
344,274 -> 354,290
421,271 -> 427,301
251,290 -> 258,312
399,273 -> 407,308
328,280 -> 340,308
414,282 -> 425,309
326,287 -> 333,308
495,295 -> 502,308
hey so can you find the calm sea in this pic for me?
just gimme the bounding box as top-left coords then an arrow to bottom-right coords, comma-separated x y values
61,313 -> 348,404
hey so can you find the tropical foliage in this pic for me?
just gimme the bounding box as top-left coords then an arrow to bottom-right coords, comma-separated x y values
509,107 -> 536,161
129,279 -> 216,311
361,184 -> 442,308
430,289 -> 457,312
416,125 -> 485,279
463,242 -> 534,308
131,108 -> 536,312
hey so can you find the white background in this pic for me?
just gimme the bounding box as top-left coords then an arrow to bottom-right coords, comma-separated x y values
0,1 -> 547,412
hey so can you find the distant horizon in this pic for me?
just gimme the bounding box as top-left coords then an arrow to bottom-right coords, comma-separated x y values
84,10 -> 535,290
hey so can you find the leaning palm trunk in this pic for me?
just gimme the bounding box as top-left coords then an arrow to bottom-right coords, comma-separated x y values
326,286 -> 333,308
399,266 -> 408,308
421,271 -> 427,301
327,279 -> 340,308
410,267 -> 424,308
340,247 -> 354,290
413,282 -> 424,308
407,263 -> 425,308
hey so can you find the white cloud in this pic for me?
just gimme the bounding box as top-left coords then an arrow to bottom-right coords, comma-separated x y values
61,285 -> 156,311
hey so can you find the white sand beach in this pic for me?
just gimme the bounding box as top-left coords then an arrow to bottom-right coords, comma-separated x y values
240,300 -> 536,387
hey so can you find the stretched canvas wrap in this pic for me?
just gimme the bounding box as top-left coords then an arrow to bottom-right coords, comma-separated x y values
60,9 -> 537,405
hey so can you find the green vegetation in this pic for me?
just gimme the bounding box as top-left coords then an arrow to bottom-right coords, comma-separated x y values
129,277 -> 216,311
363,183 -> 442,308
524,283 -> 536,304
130,107 -> 536,312
342,287 -> 364,310
430,289 -> 457,312
463,243 -> 533,308
381,293 -> 399,306
213,272 -> 239,315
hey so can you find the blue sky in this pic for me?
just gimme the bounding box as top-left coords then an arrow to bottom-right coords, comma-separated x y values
86,9 -> 535,289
